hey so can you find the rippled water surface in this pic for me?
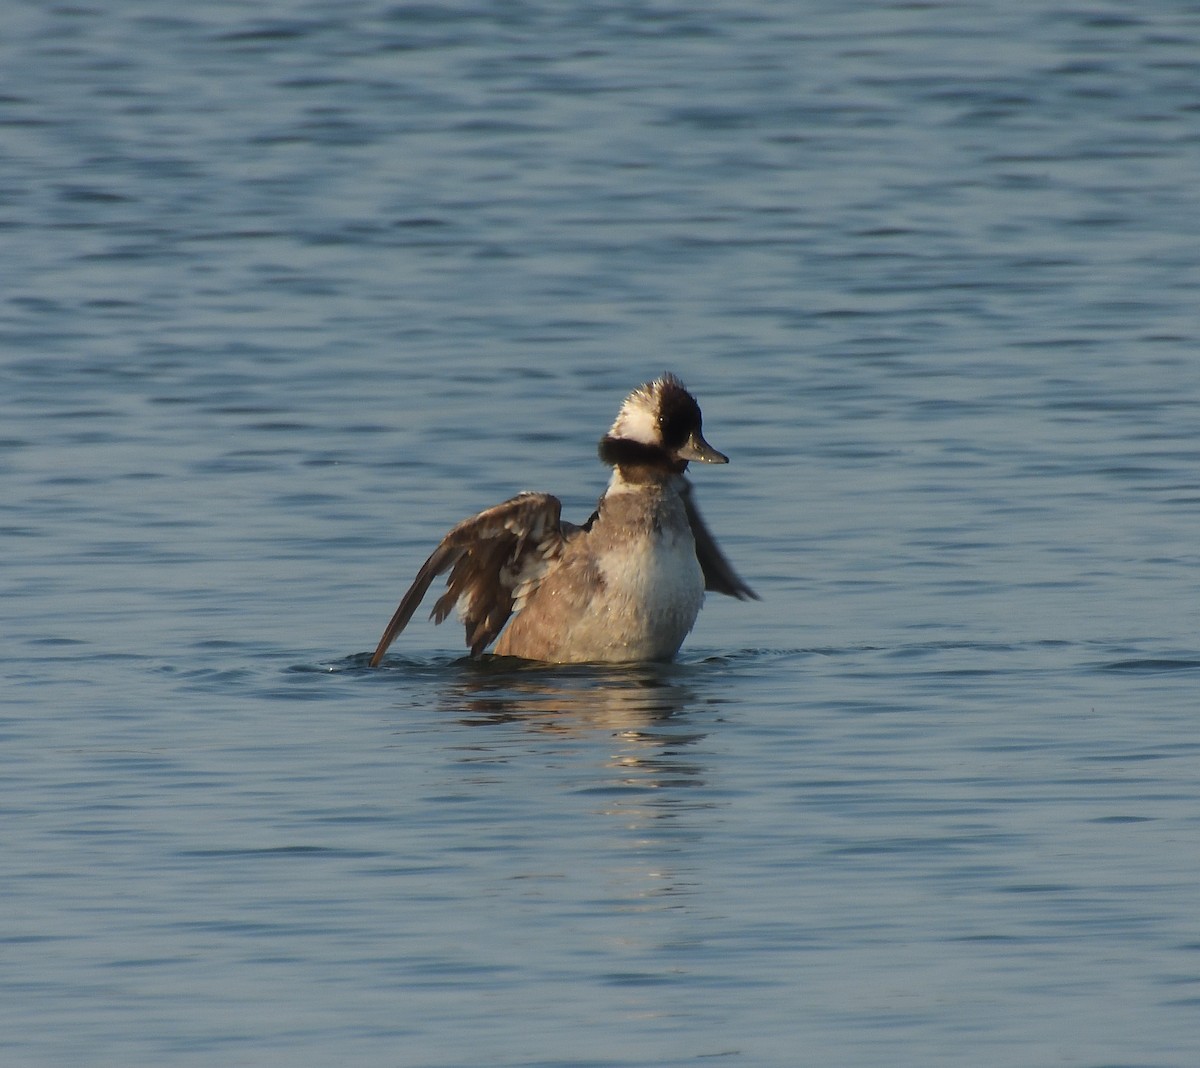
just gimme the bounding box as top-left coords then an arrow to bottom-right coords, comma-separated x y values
4,2 -> 1200,1065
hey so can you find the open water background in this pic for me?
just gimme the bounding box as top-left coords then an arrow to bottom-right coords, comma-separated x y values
4,2 -> 1200,1065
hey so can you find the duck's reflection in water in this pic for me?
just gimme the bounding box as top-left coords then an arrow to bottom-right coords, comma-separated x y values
439,660 -> 719,913
440,658 -> 711,787
441,659 -> 694,730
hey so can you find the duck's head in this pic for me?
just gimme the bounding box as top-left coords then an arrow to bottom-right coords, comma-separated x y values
599,373 -> 728,472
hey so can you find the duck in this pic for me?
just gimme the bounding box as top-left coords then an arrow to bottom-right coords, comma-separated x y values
369,373 -> 756,666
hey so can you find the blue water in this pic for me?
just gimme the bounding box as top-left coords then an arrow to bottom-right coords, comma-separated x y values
4,2 -> 1200,1065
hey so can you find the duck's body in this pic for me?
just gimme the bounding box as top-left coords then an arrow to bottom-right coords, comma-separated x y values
492,474 -> 705,662
369,374 -> 756,667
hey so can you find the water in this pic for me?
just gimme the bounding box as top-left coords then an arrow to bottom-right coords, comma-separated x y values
4,2 -> 1200,1065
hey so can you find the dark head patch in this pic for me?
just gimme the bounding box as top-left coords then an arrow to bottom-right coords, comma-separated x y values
655,375 -> 702,451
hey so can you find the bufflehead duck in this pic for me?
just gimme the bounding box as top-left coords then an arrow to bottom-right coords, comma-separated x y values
369,373 -> 756,666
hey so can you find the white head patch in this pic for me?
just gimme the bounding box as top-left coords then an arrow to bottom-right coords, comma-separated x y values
607,379 -> 663,446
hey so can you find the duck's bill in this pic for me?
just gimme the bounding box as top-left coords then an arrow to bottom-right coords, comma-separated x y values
677,432 -> 729,464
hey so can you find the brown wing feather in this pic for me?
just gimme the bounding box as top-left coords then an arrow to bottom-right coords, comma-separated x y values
679,478 -> 759,601
370,492 -> 565,665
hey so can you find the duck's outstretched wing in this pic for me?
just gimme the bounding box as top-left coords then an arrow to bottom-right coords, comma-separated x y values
679,477 -> 759,601
370,492 -> 567,665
